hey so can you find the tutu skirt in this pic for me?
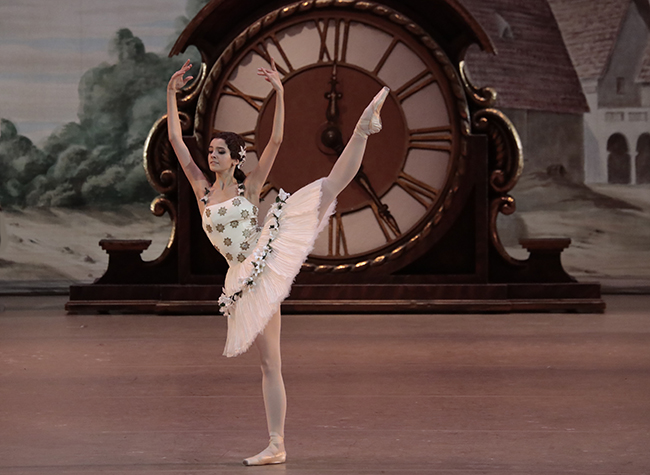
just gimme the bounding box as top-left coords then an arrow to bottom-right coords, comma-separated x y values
221,178 -> 335,357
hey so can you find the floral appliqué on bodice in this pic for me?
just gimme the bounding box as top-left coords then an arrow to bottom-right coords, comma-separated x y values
202,184 -> 261,265
201,183 -> 291,319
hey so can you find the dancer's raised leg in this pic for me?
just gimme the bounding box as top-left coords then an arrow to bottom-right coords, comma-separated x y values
319,86 -> 389,221
243,309 -> 287,466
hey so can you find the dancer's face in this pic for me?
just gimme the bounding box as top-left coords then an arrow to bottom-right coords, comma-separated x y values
208,138 -> 236,173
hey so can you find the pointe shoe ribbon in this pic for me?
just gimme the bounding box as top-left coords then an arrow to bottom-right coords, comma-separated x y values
354,86 -> 390,138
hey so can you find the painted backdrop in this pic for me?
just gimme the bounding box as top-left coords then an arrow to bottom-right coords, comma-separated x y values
0,0 -> 648,288
0,0 -> 205,286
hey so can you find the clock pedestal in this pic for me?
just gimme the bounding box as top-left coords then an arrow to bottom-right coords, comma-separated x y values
67,137 -> 603,314
66,0 -> 604,314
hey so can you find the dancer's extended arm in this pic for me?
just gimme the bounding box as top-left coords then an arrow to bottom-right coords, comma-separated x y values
167,60 -> 211,202
245,59 -> 284,198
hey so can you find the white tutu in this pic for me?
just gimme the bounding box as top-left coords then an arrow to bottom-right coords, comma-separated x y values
221,178 -> 335,357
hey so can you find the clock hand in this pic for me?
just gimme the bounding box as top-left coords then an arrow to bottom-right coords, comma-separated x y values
321,129 -> 401,237
321,118 -> 401,236
321,62 -> 345,150
354,167 -> 402,237
320,123 -> 401,237
320,68 -> 401,238
324,61 -> 342,123
320,62 -> 352,151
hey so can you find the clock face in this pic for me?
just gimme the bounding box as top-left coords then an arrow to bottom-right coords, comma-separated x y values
198,5 -> 468,270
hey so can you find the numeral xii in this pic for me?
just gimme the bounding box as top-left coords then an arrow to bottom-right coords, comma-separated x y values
316,18 -> 350,63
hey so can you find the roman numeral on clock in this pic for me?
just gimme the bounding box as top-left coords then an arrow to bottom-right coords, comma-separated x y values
222,81 -> 265,112
370,200 -> 401,242
328,212 -> 349,256
316,18 -> 351,63
260,182 -> 274,201
373,38 -> 399,75
397,171 -> 439,207
239,130 -> 257,153
252,35 -> 294,75
395,70 -> 437,102
408,127 -> 452,152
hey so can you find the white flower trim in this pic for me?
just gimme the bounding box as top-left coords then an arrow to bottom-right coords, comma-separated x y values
218,189 -> 290,318
237,145 -> 247,168
200,187 -> 210,204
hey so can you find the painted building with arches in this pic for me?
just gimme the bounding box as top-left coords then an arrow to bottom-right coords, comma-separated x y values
550,0 -> 650,184
463,0 -> 589,182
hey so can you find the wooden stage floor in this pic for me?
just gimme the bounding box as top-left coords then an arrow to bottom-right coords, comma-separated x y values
1,295 -> 649,474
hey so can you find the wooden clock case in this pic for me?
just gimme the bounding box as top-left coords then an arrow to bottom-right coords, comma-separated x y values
67,0 -> 604,314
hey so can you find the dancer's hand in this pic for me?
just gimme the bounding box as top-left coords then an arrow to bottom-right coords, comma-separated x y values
258,58 -> 283,94
355,86 -> 390,137
168,59 -> 193,93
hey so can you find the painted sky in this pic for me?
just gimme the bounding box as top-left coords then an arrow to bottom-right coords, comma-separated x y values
0,0 -> 190,143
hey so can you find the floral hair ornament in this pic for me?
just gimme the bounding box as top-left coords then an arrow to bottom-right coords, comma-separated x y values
237,145 -> 247,169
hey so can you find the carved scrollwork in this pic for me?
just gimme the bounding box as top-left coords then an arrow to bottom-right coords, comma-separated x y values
473,108 -> 523,194
178,62 -> 207,105
144,116 -> 177,194
458,59 -> 497,107
143,115 -> 180,262
144,59 -> 200,193
488,195 -> 523,265
146,196 -> 178,265
472,108 -> 525,265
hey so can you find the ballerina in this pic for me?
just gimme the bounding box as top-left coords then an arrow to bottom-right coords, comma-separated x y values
167,58 -> 388,466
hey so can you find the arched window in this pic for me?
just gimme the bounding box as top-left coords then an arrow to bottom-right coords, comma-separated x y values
607,133 -> 631,184
636,133 -> 650,184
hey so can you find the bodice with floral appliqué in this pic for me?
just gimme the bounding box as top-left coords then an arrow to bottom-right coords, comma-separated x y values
201,185 -> 262,266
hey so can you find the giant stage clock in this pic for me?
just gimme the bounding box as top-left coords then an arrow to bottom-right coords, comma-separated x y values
66,0 -> 604,313
196,6 -> 469,272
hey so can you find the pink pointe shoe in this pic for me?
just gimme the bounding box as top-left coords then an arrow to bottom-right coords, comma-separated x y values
243,434 -> 287,466
354,86 -> 390,138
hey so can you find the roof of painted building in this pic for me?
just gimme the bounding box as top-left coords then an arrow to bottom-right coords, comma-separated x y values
461,0 -> 589,114
546,0 -> 630,81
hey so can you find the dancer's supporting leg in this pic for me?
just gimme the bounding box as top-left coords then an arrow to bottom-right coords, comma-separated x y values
319,86 -> 389,221
243,87 -> 388,466
243,309 -> 287,466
